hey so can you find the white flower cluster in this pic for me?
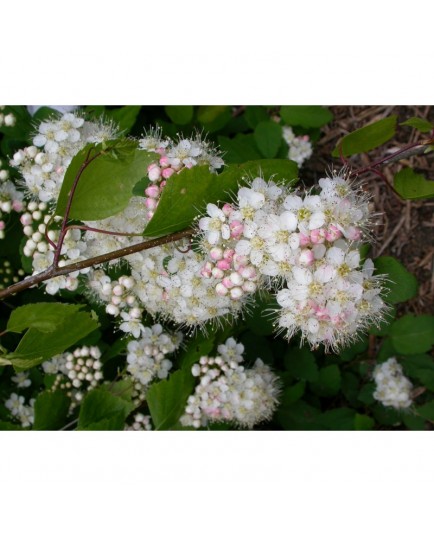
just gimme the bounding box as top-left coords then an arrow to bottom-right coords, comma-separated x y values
126,324 -> 183,398
373,357 -> 413,410
180,337 -> 280,429
140,128 -> 224,221
0,260 -> 25,290
197,173 -> 386,350
43,345 -> 104,410
125,412 -> 153,431
0,107 -> 16,127
282,126 -> 313,167
5,393 -> 35,428
11,112 -> 118,203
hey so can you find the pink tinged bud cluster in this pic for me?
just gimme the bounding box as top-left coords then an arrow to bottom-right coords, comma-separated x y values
126,324 -> 182,390
180,338 -> 281,429
139,131 -> 224,221
373,358 -> 413,410
273,175 -> 385,351
196,173 -> 385,350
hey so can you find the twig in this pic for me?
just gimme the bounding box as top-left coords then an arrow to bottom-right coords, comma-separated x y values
376,214 -> 406,256
0,228 -> 195,300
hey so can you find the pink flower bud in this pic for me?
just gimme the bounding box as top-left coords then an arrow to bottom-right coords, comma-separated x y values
310,228 -> 325,244
112,285 -> 123,296
222,203 -> 234,216
209,247 -> 223,261
0,221 -> 5,230
229,272 -> 243,286
230,220 -> 244,238
162,167 -> 175,179
211,267 -> 224,279
215,283 -> 228,296
230,287 -> 243,300
239,266 -> 256,280
159,156 -> 170,168
147,211 -> 154,220
242,281 -> 256,293
299,233 -> 311,246
20,213 -> 33,225
325,224 -> 342,242
299,249 -> 315,266
222,276 -> 234,289
145,184 -> 160,198
147,163 -> 161,181
216,259 -> 231,271
12,200 -> 24,212
346,226 -> 362,241
145,198 -> 157,210
233,254 -> 248,269
223,248 -> 235,261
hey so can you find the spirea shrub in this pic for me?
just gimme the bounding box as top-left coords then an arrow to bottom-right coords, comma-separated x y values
0,105 -> 433,431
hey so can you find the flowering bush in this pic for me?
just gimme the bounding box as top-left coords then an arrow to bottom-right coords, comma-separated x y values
0,105 -> 433,431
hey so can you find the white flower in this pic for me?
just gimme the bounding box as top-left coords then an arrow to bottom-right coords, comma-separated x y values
199,203 -> 230,245
11,372 -> 31,388
283,194 -> 325,233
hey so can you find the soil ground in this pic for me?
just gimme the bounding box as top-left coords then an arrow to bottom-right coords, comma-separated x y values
308,105 -> 434,317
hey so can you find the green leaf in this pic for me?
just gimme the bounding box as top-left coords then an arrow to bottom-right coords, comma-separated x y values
341,372 -> 360,405
280,381 -> 306,406
332,116 -> 397,157
196,107 -> 232,133
357,383 -> 375,405
105,106 -> 141,133
310,364 -> 341,397
218,134 -> 262,163
78,388 -> 134,431
354,413 -> 375,431
197,105 -> 227,124
415,401 -> 434,421
0,421 -> 23,431
372,405 -> 402,426
281,106 -> 333,129
244,106 -> 269,129
284,347 -> 319,382
245,292 -> 278,336
7,302 -> 83,334
254,121 -> 282,158
389,315 -> 434,355
179,332 -> 216,370
402,413 -> 426,431
143,159 -> 298,238
165,105 -> 194,125
400,117 -> 433,133
318,408 -> 356,430
33,390 -> 70,430
56,140 -> 155,221
239,332 -> 274,365
394,167 -> 434,200
275,400 -> 321,430
147,369 -> 195,430
374,256 -> 418,304
8,309 -> 99,370
401,354 -> 434,391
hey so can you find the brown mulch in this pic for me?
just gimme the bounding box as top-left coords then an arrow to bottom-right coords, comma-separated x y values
307,106 -> 434,316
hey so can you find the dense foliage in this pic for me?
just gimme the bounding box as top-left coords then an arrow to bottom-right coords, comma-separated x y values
0,104 -> 433,431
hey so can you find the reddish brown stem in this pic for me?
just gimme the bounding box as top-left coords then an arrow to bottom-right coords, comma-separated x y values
0,228 -> 194,300
66,225 -> 143,238
52,147 -> 103,267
